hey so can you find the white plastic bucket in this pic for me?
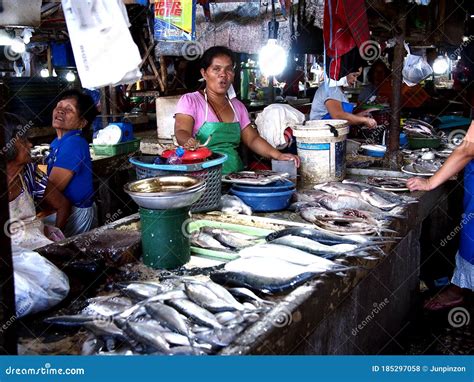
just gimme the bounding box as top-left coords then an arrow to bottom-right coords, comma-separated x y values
293,119 -> 349,184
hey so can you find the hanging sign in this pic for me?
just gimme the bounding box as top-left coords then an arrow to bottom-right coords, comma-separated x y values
154,0 -> 196,41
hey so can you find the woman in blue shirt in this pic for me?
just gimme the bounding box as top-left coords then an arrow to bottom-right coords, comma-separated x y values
46,90 -> 98,237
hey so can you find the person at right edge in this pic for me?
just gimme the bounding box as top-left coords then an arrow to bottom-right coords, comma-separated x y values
407,120 -> 474,310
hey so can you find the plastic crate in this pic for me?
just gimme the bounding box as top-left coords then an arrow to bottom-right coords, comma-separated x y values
92,138 -> 141,157
129,153 -> 227,212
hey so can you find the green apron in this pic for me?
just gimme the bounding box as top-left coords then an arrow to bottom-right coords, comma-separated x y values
195,92 -> 243,174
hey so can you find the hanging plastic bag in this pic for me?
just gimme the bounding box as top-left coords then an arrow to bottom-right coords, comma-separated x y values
61,0 -> 142,89
402,43 -> 433,86
12,245 -> 69,318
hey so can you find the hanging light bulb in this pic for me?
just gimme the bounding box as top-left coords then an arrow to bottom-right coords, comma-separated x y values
40,68 -> 49,78
433,56 -> 448,75
258,0 -> 287,77
65,71 -> 76,82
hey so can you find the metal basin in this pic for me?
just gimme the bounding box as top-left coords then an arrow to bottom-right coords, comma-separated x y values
124,176 -> 205,197
124,176 -> 206,210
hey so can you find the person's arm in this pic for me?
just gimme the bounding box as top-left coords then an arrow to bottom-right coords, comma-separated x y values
241,124 -> 300,167
407,139 -> 474,192
325,99 -> 377,128
174,113 -> 199,148
44,167 -> 74,229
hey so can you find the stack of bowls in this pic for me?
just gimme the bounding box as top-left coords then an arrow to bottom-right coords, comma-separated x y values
124,176 -> 206,209
230,179 -> 295,212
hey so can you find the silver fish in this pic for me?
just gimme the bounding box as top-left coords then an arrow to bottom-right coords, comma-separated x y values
268,235 -> 369,258
125,321 -> 170,353
167,299 -> 222,329
145,302 -> 190,337
220,195 -> 252,215
117,282 -> 164,300
191,230 -> 228,251
203,280 -> 245,311
83,321 -> 127,341
185,283 -> 239,313
228,287 -> 275,306
360,189 -> 399,210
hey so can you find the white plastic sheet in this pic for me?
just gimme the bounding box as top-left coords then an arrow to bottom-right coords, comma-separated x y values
12,245 -> 70,317
61,0 -> 142,89
255,104 -> 305,148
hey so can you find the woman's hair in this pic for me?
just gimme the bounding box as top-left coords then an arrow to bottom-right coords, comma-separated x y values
1,112 -> 30,162
200,46 -> 235,70
56,89 -> 99,127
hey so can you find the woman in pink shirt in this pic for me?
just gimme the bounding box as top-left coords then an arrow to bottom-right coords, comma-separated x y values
174,46 -> 299,174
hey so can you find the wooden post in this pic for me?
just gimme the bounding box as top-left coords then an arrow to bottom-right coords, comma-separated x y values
384,7 -> 406,170
47,44 -> 53,77
109,85 -> 118,122
0,84 -> 18,355
100,87 -> 108,128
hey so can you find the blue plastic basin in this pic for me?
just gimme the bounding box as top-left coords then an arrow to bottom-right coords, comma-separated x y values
231,179 -> 295,193
230,188 -> 295,212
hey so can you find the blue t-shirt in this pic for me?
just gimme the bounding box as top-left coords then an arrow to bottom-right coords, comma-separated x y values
310,85 -> 349,120
47,130 -> 94,208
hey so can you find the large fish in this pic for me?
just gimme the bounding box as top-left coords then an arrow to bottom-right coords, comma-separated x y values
267,235 -> 371,258
211,255 -> 352,294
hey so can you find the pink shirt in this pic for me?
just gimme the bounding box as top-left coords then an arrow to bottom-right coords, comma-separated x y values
175,91 -> 251,137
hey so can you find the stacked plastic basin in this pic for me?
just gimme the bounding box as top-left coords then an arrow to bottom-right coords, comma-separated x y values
230,179 -> 296,212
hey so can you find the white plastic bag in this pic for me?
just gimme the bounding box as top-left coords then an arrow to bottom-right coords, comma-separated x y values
61,0 -> 142,89
402,43 -> 433,86
255,104 -> 305,148
12,245 -> 70,317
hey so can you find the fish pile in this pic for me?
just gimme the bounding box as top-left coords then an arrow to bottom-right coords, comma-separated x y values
292,181 -> 416,235
45,278 -> 274,356
210,239 -> 362,294
367,176 -> 408,190
403,119 -> 439,138
190,227 -> 262,252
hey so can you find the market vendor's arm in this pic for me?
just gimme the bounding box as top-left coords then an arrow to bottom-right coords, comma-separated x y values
325,99 -> 377,128
44,167 -> 74,229
408,126 -> 474,191
175,113 -> 199,149
241,124 -> 300,167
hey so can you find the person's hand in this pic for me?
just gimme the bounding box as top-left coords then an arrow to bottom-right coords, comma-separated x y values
276,153 -> 300,168
183,137 -> 200,150
406,177 -> 432,192
363,117 -> 377,129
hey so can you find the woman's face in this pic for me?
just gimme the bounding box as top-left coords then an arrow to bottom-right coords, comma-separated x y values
11,137 -> 32,166
346,68 -> 362,86
52,97 -> 87,131
201,55 -> 235,95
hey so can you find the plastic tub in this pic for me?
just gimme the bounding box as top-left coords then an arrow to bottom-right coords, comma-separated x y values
231,179 -> 295,193
293,120 -> 349,184
408,136 -> 441,149
230,188 -> 295,212
92,138 -> 141,156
